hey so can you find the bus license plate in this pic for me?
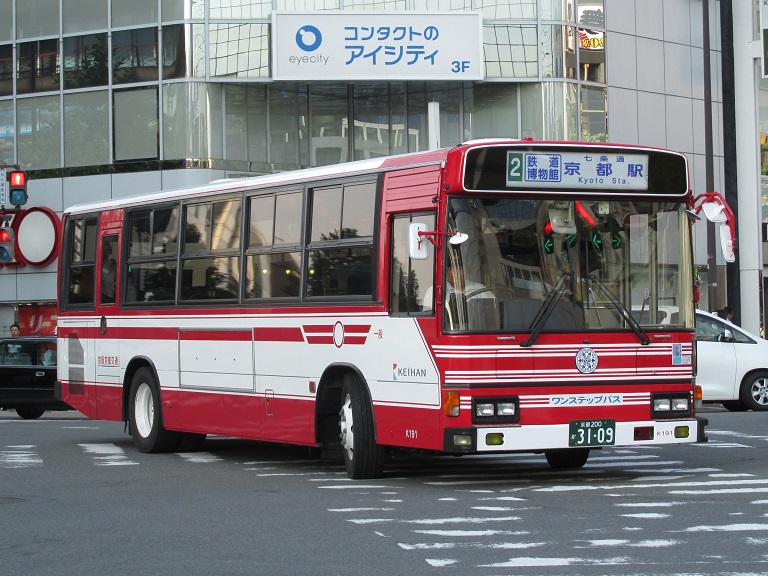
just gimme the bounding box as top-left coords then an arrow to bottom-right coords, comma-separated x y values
568,419 -> 616,447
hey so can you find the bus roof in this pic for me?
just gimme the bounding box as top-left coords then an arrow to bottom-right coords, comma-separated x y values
63,139 -> 687,215
63,147 -> 453,216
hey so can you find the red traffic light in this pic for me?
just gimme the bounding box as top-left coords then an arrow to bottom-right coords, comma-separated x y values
9,171 -> 25,187
0,228 -> 11,242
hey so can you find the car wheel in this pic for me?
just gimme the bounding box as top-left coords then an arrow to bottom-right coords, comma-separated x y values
721,400 -> 748,412
545,448 -> 590,469
739,371 -> 768,411
16,408 -> 45,420
128,367 -> 180,452
338,373 -> 384,479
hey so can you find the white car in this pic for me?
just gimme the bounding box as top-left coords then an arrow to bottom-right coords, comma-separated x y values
695,309 -> 768,411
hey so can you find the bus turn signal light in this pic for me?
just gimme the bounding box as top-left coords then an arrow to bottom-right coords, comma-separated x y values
443,391 -> 460,417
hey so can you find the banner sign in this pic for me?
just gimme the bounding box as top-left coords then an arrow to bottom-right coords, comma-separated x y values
272,11 -> 484,81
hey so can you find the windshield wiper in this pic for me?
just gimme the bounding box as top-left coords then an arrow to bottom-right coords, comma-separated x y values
520,273 -> 571,347
588,276 -> 651,345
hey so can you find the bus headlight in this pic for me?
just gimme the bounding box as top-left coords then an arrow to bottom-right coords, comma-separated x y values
652,393 -> 691,418
472,397 -> 519,424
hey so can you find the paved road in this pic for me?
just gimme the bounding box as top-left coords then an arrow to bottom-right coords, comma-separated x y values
2,406 -> 767,575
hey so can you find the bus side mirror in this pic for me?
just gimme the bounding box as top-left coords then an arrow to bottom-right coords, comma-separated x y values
409,223 -> 430,260
719,224 -> 735,263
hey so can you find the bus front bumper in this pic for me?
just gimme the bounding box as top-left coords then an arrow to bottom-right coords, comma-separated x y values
443,416 -> 708,453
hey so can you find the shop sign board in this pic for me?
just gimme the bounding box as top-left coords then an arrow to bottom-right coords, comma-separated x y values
272,11 -> 484,81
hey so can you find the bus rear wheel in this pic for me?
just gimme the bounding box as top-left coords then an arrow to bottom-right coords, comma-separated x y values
128,367 -> 180,453
339,374 -> 383,479
545,448 -> 590,469
16,408 -> 45,419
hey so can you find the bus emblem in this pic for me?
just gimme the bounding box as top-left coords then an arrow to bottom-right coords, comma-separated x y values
575,347 -> 598,374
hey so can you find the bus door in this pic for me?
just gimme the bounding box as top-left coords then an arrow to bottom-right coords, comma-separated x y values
94,230 -> 122,419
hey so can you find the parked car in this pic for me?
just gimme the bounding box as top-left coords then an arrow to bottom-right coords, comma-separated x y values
0,336 -> 69,419
695,309 -> 768,411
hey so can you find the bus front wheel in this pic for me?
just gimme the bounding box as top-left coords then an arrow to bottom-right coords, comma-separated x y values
545,448 -> 590,469
128,367 -> 180,453
339,374 -> 384,479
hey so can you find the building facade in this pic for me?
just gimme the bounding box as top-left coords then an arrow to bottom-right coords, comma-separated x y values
0,0 -> 730,335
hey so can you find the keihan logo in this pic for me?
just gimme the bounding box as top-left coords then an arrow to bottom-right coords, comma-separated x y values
393,363 -> 427,380
296,25 -> 322,52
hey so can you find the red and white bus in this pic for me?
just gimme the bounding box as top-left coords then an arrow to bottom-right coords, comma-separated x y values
56,139 -> 716,479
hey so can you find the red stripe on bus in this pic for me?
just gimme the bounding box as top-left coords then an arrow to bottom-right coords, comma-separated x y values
179,330 -> 252,341
343,325 -> 371,334
253,327 -> 305,342
306,336 -> 334,344
343,336 -> 368,345
302,325 -> 333,334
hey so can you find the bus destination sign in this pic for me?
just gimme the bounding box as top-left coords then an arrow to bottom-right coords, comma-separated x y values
506,151 -> 649,191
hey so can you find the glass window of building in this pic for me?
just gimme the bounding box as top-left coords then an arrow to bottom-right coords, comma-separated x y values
17,0 -> 59,39
581,85 -> 606,141
163,24 -> 205,79
520,82 -> 577,141
411,0 -> 471,10
427,83 -> 463,145
0,44 -> 11,97
269,84 -> 308,169
275,0 -> 340,11
63,0 -> 108,34
0,0 -> 12,41
343,0 -> 407,10
162,0 -> 206,21
163,83 -> 223,161
540,0 -> 574,21
209,0 -> 271,19
464,84 -> 518,141
577,0 -> 605,83
112,0 -> 159,28
406,82 -> 427,153
114,87 -> 159,161
113,28 -> 159,85
17,95 -> 61,170
63,34 -> 109,89
310,85 -> 350,166
484,25 -> 538,79
353,83 -> 403,159
224,85 -> 268,166
542,25 -> 575,79
17,39 -> 59,94
64,91 -> 109,168
0,100 -> 13,164
476,0 -> 536,19
209,24 -> 269,78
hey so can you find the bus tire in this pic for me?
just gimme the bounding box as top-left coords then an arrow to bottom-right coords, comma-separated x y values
545,448 -> 590,469
339,373 -> 384,479
128,367 -> 180,453
16,408 -> 45,419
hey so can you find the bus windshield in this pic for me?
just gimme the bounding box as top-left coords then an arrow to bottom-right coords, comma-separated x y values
442,196 -> 693,334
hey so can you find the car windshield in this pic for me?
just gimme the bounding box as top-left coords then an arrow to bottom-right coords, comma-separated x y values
442,197 -> 694,334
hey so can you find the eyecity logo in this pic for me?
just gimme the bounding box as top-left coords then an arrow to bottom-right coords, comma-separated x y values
295,25 -> 322,52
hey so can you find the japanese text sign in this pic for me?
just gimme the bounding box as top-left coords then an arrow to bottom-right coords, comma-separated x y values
272,11 -> 484,81
506,152 -> 650,190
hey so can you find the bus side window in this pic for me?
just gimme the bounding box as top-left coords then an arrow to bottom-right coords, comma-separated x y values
64,217 -> 98,307
390,213 -> 435,314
